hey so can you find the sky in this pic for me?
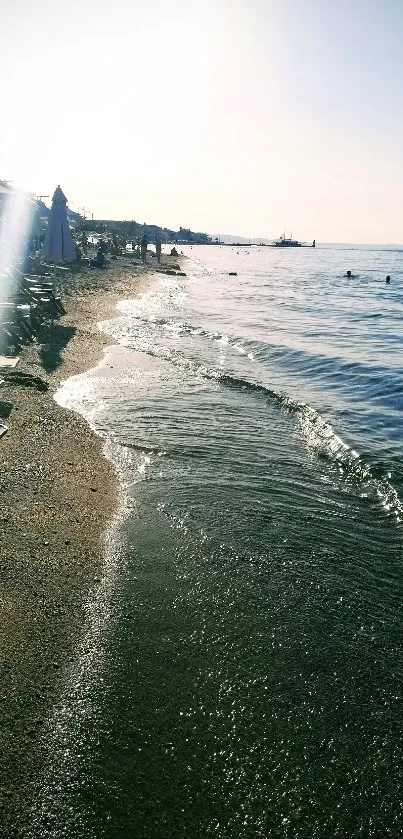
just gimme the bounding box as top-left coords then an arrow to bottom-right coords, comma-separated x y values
1,0 -> 403,242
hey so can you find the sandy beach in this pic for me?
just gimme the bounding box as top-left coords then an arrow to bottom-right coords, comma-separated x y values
0,256 -> 173,828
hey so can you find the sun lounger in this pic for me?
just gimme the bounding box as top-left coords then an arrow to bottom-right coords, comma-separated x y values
0,357 -> 19,370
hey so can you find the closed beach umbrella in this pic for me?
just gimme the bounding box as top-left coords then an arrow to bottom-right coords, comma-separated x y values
42,185 -> 76,263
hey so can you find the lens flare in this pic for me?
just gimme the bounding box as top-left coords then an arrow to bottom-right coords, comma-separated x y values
0,187 -> 36,304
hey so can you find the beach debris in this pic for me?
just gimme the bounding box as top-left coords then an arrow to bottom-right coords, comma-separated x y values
156,267 -> 187,277
0,424 -> 8,439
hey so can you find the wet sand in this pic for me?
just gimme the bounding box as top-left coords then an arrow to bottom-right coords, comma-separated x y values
0,255 -> 174,830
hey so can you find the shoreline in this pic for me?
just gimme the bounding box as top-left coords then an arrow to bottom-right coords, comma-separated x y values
0,255 -> 174,826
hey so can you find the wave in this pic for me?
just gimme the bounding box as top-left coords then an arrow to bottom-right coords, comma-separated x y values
109,311 -> 250,351
108,313 -> 403,407
121,441 -> 165,456
107,336 -> 403,524
216,373 -> 403,523
100,309 -> 403,524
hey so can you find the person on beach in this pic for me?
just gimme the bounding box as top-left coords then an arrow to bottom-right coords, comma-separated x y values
155,238 -> 162,263
141,235 -> 148,263
90,248 -> 106,268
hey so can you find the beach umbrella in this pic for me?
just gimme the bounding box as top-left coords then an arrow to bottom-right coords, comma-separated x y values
42,185 -> 76,263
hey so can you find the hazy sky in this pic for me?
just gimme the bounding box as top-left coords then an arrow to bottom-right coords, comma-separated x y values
1,0 -> 402,242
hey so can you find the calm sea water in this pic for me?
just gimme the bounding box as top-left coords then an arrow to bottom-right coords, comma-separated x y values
31,245 -> 403,838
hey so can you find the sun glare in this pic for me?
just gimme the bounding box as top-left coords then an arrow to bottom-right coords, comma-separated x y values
0,189 -> 35,303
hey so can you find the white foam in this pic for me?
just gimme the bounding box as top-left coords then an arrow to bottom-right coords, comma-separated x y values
298,404 -> 403,523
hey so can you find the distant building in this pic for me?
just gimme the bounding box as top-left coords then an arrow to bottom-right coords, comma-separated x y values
176,226 -> 211,244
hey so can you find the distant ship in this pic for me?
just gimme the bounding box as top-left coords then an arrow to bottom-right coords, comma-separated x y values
273,233 -> 315,248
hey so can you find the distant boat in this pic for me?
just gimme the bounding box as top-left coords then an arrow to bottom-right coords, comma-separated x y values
272,233 -> 315,248
275,233 -> 301,247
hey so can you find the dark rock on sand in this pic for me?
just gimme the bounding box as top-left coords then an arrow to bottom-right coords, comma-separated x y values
4,372 -> 49,392
0,401 -> 13,419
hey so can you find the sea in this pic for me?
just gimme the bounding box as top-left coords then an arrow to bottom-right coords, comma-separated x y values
30,245 -> 403,838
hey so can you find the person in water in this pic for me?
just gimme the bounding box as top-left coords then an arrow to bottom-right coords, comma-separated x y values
345,270 -> 353,277
386,275 -> 391,284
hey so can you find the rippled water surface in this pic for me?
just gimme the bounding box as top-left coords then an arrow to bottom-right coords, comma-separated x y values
33,245 -> 403,838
